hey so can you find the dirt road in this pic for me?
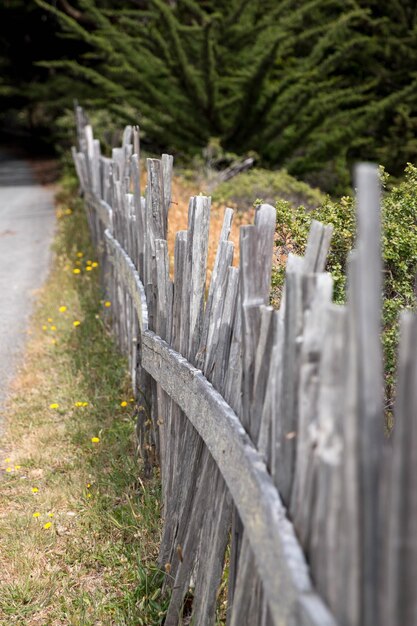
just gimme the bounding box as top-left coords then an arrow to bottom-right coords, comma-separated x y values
0,151 -> 55,429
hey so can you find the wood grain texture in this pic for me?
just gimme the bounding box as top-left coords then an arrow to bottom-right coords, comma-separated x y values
76,109 -> 417,626
167,216 -> 238,625
352,163 -> 383,626
382,312 -> 417,626
142,330 -> 336,626
104,228 -> 148,333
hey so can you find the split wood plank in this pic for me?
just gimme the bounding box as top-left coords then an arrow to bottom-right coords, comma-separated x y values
141,329 -> 337,626
352,163 -> 383,626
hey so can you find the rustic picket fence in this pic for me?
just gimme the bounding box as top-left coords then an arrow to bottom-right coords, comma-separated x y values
72,107 -> 416,626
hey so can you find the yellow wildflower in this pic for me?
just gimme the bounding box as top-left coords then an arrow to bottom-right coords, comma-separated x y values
130,398 -> 135,403
104,301 -> 111,308
87,493 -> 92,499
5,458 -> 11,463
65,208 -> 72,215
86,483 -> 91,488
86,260 -> 92,265
73,320 -> 81,327
47,317 -> 53,323
77,252 -> 84,258
86,266 -> 92,272
32,487 -> 39,494
91,437 -> 100,444
82,402 -> 88,407
14,465 -> 21,470
73,268 -> 81,275
6,467 -> 12,473
33,512 -> 40,518
42,325 -> 47,331
120,401 -> 128,407
47,512 -> 54,518
49,403 -> 59,409
59,306 -> 67,313
92,262 -> 98,268
43,522 -> 52,530
50,325 -> 57,331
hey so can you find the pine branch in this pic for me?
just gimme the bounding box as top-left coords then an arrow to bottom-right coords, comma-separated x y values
202,18 -> 222,132
57,0 -> 94,25
177,0 -> 206,21
150,0 -> 207,110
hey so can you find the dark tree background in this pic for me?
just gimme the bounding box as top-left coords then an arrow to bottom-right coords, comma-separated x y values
0,1 -> 81,151
1,0 -> 417,192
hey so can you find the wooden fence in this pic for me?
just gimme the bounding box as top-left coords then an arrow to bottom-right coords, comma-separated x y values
72,106 -> 416,626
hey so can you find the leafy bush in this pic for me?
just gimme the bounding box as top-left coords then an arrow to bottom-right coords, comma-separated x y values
273,164 -> 417,410
212,167 -> 325,212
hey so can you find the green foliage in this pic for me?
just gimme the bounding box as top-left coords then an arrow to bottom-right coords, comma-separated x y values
212,167 -> 325,212
0,171 -> 169,625
55,107 -> 129,156
55,173 -> 171,624
26,0 -> 417,190
273,164 -> 417,407
274,194 -> 354,304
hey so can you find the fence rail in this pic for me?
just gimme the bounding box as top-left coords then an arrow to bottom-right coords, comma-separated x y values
72,107 -> 416,626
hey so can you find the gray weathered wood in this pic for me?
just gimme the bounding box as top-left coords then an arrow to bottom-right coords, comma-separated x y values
145,158 -> 166,292
161,153 -> 173,229
250,305 -> 274,443
104,228 -> 148,333
257,311 -> 281,471
304,220 -> 333,273
154,237 -> 173,487
353,163 -> 383,626
203,240 -> 234,376
382,311 -> 417,626
165,221 -> 239,625
141,329 -> 337,626
158,230 -> 189,565
290,273 -> 334,533
76,109 -> 412,626
196,207 -> 234,370
275,268 -> 304,505
212,266 -> 240,391
308,304 -> 347,613
164,455 -> 231,626
336,252 -> 361,626
184,195 -> 211,361
230,538 -> 264,626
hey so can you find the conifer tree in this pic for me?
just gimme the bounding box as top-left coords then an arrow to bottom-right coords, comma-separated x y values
20,0 -> 417,188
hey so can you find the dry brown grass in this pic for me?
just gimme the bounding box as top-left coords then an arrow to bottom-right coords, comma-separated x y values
0,168 -> 247,625
139,166 -> 254,279
167,176 -> 254,276
0,176 -> 165,625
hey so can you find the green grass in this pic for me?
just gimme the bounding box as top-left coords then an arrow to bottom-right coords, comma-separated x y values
0,173 -> 167,625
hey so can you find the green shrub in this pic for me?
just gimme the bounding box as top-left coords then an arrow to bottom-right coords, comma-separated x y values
273,164 -> 417,411
212,167 -> 325,212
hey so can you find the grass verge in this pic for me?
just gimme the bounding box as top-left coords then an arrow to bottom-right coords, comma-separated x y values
0,174 -> 167,625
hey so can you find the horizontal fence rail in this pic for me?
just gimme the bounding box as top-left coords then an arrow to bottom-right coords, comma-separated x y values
72,106 -> 416,626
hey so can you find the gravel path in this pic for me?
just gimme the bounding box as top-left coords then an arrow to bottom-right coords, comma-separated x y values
0,151 -> 56,432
